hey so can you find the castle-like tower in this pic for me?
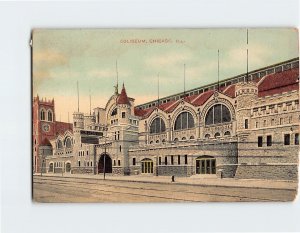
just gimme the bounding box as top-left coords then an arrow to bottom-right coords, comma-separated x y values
32,96 -> 56,173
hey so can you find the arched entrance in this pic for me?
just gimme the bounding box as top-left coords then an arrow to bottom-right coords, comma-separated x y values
195,156 -> 216,174
98,154 -> 112,173
49,163 -> 54,172
141,158 -> 153,174
65,162 -> 71,172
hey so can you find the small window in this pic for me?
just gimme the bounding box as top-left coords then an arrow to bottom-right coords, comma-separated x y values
295,133 -> 299,145
165,156 -> 168,165
119,145 -> 122,152
133,158 -> 136,165
224,131 -> 231,136
159,157 -> 161,165
280,118 -> 283,125
258,136 -> 263,147
118,160 -> 121,166
267,135 -> 272,147
86,151 -> 88,155
113,160 -> 116,166
184,155 -> 188,165
171,156 -> 174,165
122,112 -> 126,118
244,119 -> 249,129
214,132 -> 220,138
78,161 -> 81,167
255,122 -> 259,128
284,134 -> 290,145
91,161 -> 93,167
178,155 -> 181,165
205,134 -> 210,139
174,138 -> 178,142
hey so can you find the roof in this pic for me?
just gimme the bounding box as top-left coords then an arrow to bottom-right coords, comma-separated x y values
134,67 -> 299,118
40,138 -> 52,146
55,121 -> 73,135
258,68 -> 299,97
117,83 -> 130,105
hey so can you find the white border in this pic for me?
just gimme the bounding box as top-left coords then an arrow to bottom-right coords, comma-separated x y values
0,1 -> 299,233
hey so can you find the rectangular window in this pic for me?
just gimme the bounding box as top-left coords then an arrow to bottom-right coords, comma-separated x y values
244,119 -> 249,129
113,160 -> 116,166
171,156 -> 174,165
178,155 -> 180,165
87,151 -> 88,155
159,157 -> 161,165
122,112 -> 126,118
255,122 -> 259,128
133,158 -> 136,166
295,133 -> 299,145
280,118 -> 283,125
184,155 -> 188,165
258,136 -> 263,147
118,160 -> 121,166
165,156 -> 168,165
267,135 -> 272,147
284,134 -> 290,145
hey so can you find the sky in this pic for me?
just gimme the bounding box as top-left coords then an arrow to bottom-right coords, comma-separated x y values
32,28 -> 298,122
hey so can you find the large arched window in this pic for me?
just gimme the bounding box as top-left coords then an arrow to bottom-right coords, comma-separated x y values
64,137 -> 72,148
205,104 -> 231,126
48,110 -> 53,121
150,117 -> 166,134
57,139 -> 63,149
40,109 -> 45,121
174,112 -> 194,131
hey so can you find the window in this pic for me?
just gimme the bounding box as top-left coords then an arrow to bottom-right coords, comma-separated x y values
87,151 -> 88,155
174,138 -> 178,142
184,155 -> 188,164
156,140 -> 159,144
214,132 -> 220,138
122,112 -> 126,118
205,104 -> 231,125
284,134 -> 290,145
224,131 -> 231,136
174,112 -> 195,131
178,155 -> 181,165
258,136 -> 263,147
65,137 -> 72,148
113,160 -> 116,166
171,156 -> 174,165
190,136 -> 195,140
40,109 -> 45,121
119,145 -> 122,152
267,135 -> 272,146
244,119 -> 249,129
271,119 -> 275,126
295,133 -> 299,145
165,156 -> 168,165
91,161 -> 93,167
280,118 -> 283,125
150,117 -> 166,134
255,122 -> 259,128
133,158 -> 136,166
159,157 -> 161,165
111,108 -> 117,116
48,110 -> 53,121
205,134 -> 210,139
78,161 -> 80,167
118,160 -> 121,166
57,139 -> 63,149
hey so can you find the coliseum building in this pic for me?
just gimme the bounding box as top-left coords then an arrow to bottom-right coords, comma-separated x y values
34,57 -> 299,180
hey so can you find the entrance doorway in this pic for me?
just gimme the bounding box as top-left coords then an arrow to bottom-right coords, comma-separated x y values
49,163 -> 54,172
65,162 -> 71,172
141,158 -> 153,174
195,156 -> 216,174
98,154 -> 112,173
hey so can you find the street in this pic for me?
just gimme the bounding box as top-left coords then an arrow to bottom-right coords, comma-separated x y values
33,175 -> 297,202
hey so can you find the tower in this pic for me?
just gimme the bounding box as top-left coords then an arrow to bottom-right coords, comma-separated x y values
32,95 -> 56,173
235,82 -> 258,131
116,83 -> 131,125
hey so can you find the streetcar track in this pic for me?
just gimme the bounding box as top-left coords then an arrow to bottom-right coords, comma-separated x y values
33,177 -> 292,202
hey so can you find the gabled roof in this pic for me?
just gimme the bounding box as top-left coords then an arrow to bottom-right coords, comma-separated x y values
117,83 -> 130,105
41,138 -> 52,146
222,84 -> 236,98
190,90 -> 214,106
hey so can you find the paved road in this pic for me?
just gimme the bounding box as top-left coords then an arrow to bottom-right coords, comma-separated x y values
33,176 -> 297,202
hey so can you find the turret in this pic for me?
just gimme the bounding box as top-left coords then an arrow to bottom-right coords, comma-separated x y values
117,83 -> 131,125
73,112 -> 84,131
235,81 -> 258,131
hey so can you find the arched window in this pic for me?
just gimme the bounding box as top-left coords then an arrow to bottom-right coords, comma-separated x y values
48,110 -> 53,121
156,140 -> 159,144
40,109 -> 45,121
174,112 -> 194,131
205,104 -> 231,126
174,138 -> 178,142
224,131 -> 231,136
57,139 -> 63,149
214,132 -> 220,138
150,117 -> 166,134
182,137 -> 186,140
190,135 -> 195,140
162,139 -> 166,143
111,108 -> 118,116
205,134 -> 210,139
64,137 -> 72,148
149,141 -> 153,144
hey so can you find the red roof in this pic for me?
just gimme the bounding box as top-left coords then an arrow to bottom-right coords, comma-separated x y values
222,84 -> 236,98
117,83 -> 130,105
55,121 -> 73,135
190,90 -> 214,106
258,68 -> 299,97
41,138 -> 52,146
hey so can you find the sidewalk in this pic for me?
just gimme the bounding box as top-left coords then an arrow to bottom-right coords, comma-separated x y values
34,172 -> 298,190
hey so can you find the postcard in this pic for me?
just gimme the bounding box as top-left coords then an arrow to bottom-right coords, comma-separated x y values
32,29 -> 299,202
